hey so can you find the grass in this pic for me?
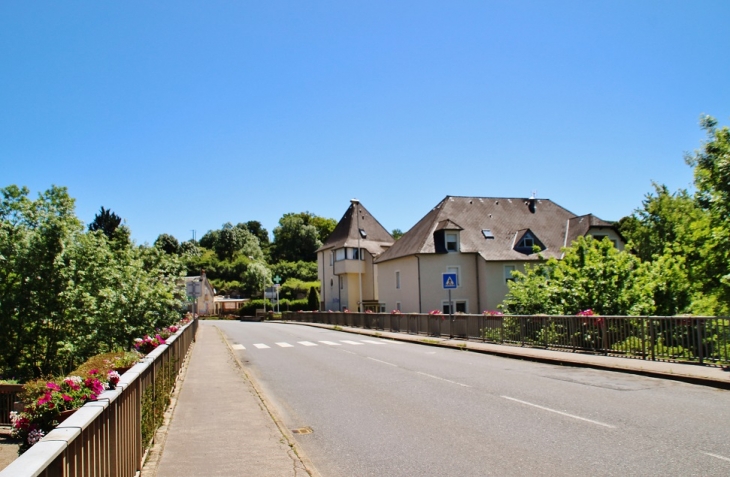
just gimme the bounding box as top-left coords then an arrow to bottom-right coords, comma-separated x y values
333,325 -> 343,331
421,339 -> 439,344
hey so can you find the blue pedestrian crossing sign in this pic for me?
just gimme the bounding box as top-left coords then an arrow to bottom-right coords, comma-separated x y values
442,273 -> 458,289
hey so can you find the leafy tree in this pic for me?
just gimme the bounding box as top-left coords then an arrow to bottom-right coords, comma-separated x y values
391,228 -> 404,240
88,206 -> 122,239
271,213 -> 323,263
684,115 -> 730,314
0,185 -> 186,381
502,237 -> 650,315
271,260 -> 318,283
154,233 -> 180,255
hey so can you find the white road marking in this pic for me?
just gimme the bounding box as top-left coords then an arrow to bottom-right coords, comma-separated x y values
319,341 -> 341,346
501,396 -> 616,429
298,341 -> 318,346
276,342 -> 294,348
361,340 -> 385,345
253,343 -> 270,349
340,340 -> 364,345
231,344 -> 245,350
417,372 -> 471,388
704,452 -> 730,463
367,357 -> 397,367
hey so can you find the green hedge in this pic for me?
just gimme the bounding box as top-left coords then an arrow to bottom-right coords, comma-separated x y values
238,298 -> 316,317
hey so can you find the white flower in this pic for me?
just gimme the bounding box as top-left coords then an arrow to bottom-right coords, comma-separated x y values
9,411 -> 18,424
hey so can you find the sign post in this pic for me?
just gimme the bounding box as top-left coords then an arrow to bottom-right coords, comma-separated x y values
442,273 -> 457,339
274,275 -> 282,313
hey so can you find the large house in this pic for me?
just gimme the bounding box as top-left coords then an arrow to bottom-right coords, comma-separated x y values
317,200 -> 395,312
370,195 -> 623,314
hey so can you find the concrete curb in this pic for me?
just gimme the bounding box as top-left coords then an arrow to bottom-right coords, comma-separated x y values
275,320 -> 730,391
216,326 -> 322,477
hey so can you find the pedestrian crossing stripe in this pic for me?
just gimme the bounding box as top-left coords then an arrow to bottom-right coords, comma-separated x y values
361,340 -> 385,345
276,342 -> 294,348
319,340 -> 341,346
231,344 -> 245,350
253,343 -> 270,349
340,340 -> 363,345
298,341 -> 317,346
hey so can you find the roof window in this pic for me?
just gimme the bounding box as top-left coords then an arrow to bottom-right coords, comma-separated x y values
482,229 -> 494,239
359,228 -> 367,239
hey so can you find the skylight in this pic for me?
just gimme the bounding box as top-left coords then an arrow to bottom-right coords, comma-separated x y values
482,229 -> 494,239
359,228 -> 367,239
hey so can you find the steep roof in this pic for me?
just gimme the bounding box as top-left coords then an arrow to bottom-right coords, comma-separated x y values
317,201 -> 394,257
375,196 -> 617,263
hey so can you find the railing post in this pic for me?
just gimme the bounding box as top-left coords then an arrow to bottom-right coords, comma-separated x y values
642,317 -> 647,360
697,318 -> 704,365
650,319 -> 656,361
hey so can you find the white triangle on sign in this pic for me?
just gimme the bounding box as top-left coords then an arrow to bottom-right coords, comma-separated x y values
446,277 -> 455,287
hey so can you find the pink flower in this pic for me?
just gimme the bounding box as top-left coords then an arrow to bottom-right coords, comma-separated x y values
46,382 -> 61,391
61,394 -> 72,402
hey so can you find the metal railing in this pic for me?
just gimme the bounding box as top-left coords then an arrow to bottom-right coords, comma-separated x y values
0,318 -> 198,477
284,312 -> 730,366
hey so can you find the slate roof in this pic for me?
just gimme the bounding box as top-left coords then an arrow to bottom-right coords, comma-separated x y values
317,202 -> 394,257
375,196 -> 618,263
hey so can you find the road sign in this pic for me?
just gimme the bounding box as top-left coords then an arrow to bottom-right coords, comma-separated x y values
273,275 -> 281,284
186,281 -> 202,297
442,273 -> 457,289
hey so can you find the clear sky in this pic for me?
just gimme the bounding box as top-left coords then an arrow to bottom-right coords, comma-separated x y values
2,1 -> 729,245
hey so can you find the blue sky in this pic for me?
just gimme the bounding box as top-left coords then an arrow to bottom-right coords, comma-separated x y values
2,1 -> 729,245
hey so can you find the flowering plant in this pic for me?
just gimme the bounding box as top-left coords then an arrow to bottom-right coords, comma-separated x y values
12,369 -> 110,453
133,334 -> 166,355
428,310 -> 442,315
365,310 -> 374,314
483,310 -> 503,316
391,310 -> 402,315
577,309 -> 604,326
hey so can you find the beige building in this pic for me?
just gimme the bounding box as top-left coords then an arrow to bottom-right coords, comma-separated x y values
374,196 -> 624,314
317,200 -> 394,311
184,271 -> 216,316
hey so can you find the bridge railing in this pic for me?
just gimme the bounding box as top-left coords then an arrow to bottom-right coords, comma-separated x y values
284,312 -> 730,366
0,384 -> 23,427
0,317 -> 198,477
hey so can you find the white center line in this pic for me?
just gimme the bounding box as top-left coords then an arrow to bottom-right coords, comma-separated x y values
275,342 -> 294,348
231,344 -> 245,350
704,452 -> 730,463
253,343 -> 270,349
361,340 -> 385,345
417,372 -> 470,387
319,341 -> 341,346
501,396 -> 616,429
340,340 -> 364,345
367,357 -> 397,366
298,341 -> 318,346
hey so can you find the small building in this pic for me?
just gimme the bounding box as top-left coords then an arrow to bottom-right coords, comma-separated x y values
184,271 -> 216,316
214,296 -> 249,315
317,200 -> 394,311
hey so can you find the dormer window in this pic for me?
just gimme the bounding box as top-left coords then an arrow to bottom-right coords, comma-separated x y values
359,228 -> 367,239
517,234 -> 534,248
445,232 -> 458,252
514,230 -> 544,254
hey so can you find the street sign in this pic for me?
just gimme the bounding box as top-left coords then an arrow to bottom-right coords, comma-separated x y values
186,281 -> 202,297
442,273 -> 457,289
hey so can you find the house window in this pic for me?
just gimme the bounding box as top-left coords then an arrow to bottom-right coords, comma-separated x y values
395,271 -> 401,289
330,278 -> 333,287
504,265 -> 516,283
396,302 -> 401,311
592,234 -> 617,247
447,266 -> 460,287
335,248 -> 345,261
517,233 -> 534,248
446,233 -> 458,252
346,248 -> 362,260
330,251 -> 333,266
442,300 -> 467,314
340,277 -> 344,289
359,228 -> 367,239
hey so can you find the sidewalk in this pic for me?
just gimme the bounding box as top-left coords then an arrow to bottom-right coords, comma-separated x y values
145,321 -> 315,477
282,321 -> 730,390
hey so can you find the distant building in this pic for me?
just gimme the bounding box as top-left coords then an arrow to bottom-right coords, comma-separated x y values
184,271 -> 216,315
316,201 -> 394,312
373,195 -> 624,313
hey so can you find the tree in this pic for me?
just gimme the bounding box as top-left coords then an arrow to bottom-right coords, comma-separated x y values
271,213 -> 322,263
154,233 -> 180,255
88,206 -> 122,239
685,115 -> 730,314
271,260 -> 318,282
391,228 -> 404,240
502,237 -> 651,315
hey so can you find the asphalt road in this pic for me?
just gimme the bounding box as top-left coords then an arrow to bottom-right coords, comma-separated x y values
216,321 -> 730,477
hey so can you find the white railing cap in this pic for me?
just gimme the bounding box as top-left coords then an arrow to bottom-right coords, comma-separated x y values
0,440 -> 66,477
55,406 -> 103,431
